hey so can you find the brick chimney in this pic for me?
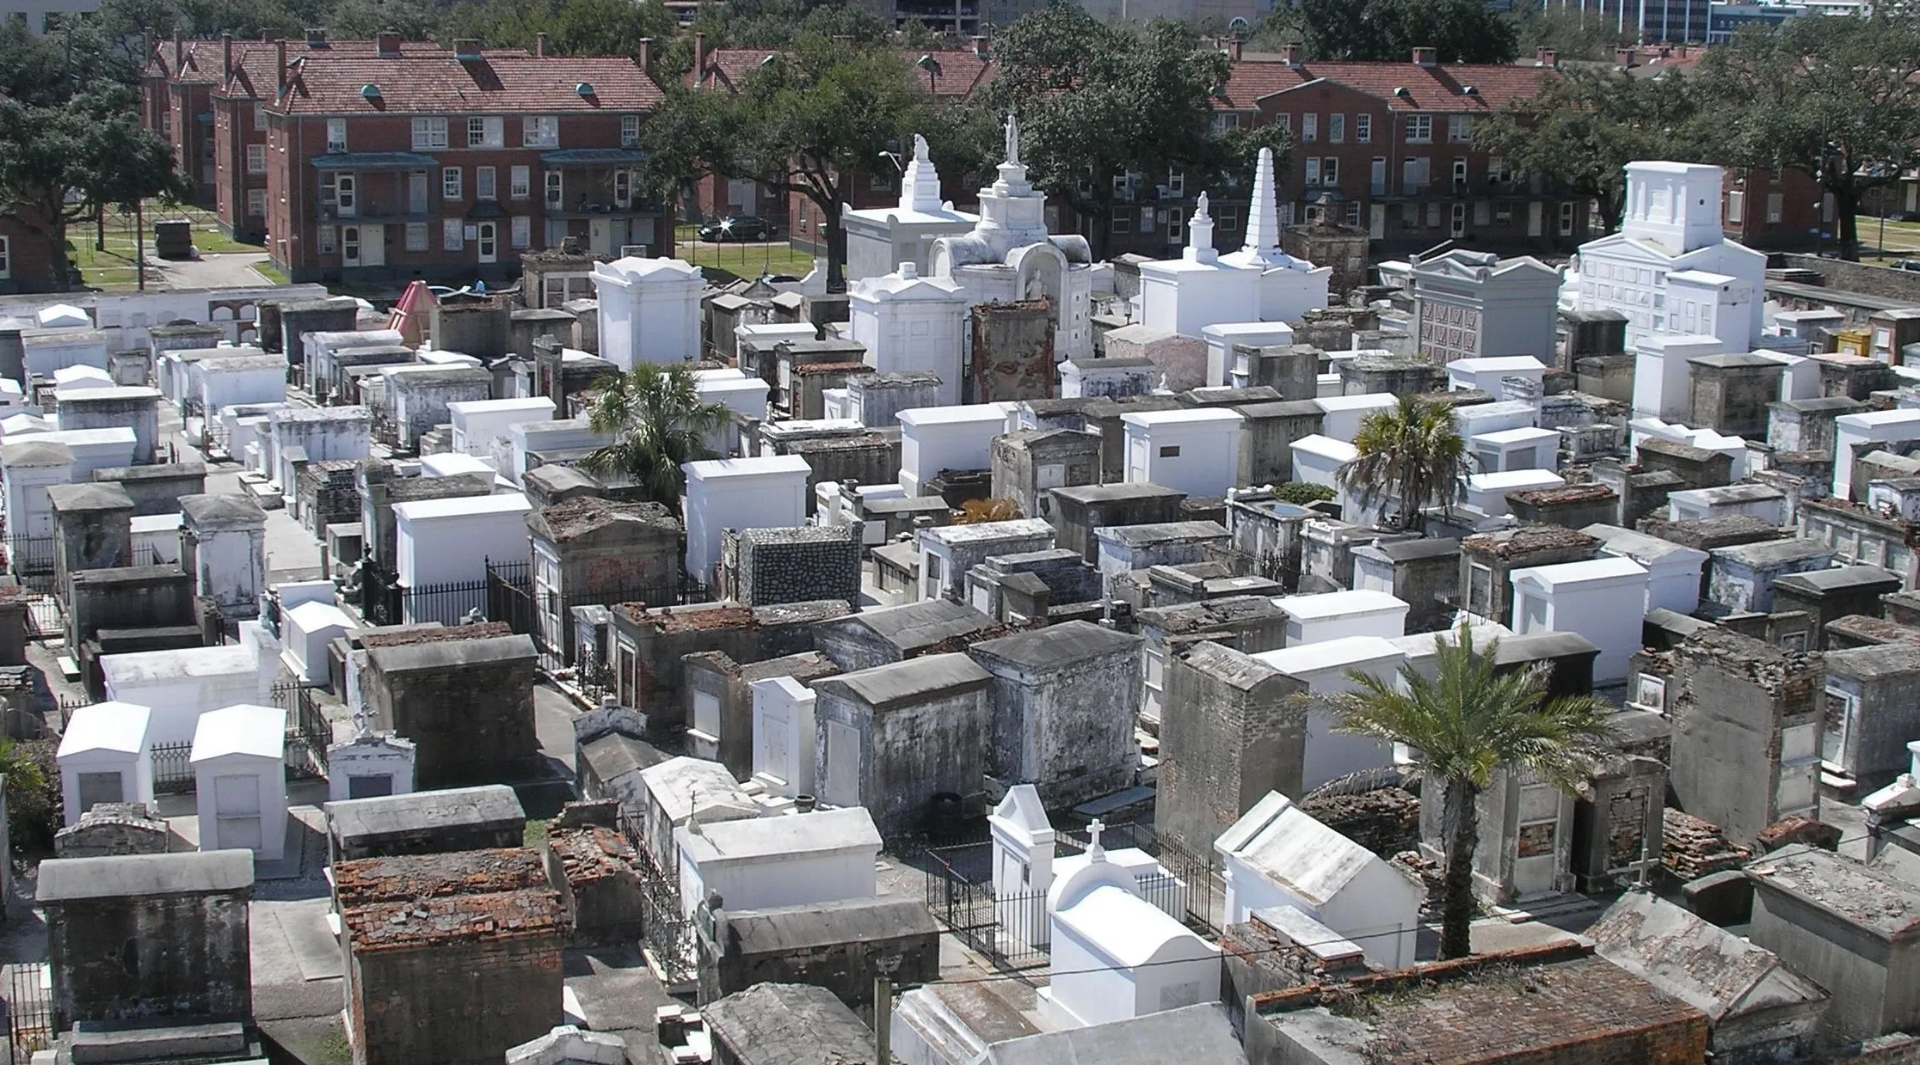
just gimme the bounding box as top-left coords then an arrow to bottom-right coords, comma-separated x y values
1615,47 -> 1635,67
971,34 -> 988,59
1412,46 -> 1437,67
1537,47 -> 1558,67
171,32 -> 181,69
1226,36 -> 1243,61
305,27 -> 327,48
377,30 -> 401,58
535,32 -> 549,57
276,37 -> 288,95
1281,42 -> 1302,68
221,32 -> 233,81
694,32 -> 708,83
637,37 -> 653,76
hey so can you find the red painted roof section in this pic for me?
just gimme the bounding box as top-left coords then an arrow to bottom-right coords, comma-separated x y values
1218,58 -> 1558,112
271,50 -> 663,115
694,47 -> 996,99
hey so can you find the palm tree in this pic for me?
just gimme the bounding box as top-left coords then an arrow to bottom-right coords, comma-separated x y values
1336,394 -> 1470,532
1335,626 -> 1618,960
576,363 -> 734,517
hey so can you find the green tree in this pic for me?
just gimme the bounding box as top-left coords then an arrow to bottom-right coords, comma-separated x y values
980,8 -> 1231,257
643,37 -> 935,290
1301,0 -> 1517,63
1,739 -> 60,857
0,86 -> 189,290
1336,394 -> 1469,532
1337,627 -> 1617,959
577,363 -> 734,517
1508,4 -> 1631,63
1474,66 -> 1695,234
1691,14 -> 1920,260
439,0 -> 677,56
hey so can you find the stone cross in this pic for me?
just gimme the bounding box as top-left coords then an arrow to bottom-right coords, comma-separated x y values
1086,818 -> 1106,861
352,703 -> 373,740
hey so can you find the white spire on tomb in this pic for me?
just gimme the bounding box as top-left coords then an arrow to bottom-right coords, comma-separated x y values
1184,190 -> 1218,265
1243,147 -> 1281,257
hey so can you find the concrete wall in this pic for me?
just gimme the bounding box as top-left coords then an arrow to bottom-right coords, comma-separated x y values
366,649 -> 539,789
1155,643 -> 1306,859
814,685 -> 991,838
1750,883 -> 1914,1045
45,887 -> 251,1029
1779,254 -> 1920,304
973,639 -> 1140,807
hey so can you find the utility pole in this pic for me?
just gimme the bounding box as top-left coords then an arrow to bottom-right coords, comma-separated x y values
134,200 -> 146,291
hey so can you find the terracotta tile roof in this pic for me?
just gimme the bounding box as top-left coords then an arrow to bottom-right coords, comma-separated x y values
220,39 -> 450,101
1218,58 -> 1557,113
694,47 -> 996,99
272,50 -> 662,115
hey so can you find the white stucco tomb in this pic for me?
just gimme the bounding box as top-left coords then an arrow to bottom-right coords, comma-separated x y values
1254,637 -> 1404,790
898,404 -> 1009,497
591,256 -> 704,371
842,133 -> 979,282
850,264 -> 968,407
681,455 -> 810,586
1510,556 -> 1652,685
280,600 -> 356,685
750,675 -> 817,802
57,701 -> 155,825
101,623 -> 280,747
1582,523 -> 1709,616
1121,407 -> 1243,498
448,397 -> 557,458
190,702 -> 288,861
1278,589 -> 1410,645
675,806 -> 882,918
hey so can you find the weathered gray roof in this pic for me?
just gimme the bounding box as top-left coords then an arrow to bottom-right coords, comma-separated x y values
982,1004 -> 1247,1065
1823,640 -> 1920,679
1050,482 -> 1187,506
1369,537 -> 1460,563
1095,520 -> 1229,547
813,652 -> 991,709
1773,565 -> 1900,594
580,730 -> 665,785
94,461 -> 206,484
178,493 -> 267,529
1688,352 -> 1787,370
1138,595 -> 1287,635
1491,631 -> 1602,665
702,984 -> 876,1065
325,784 -> 525,842
38,850 -> 254,902
1769,396 -> 1867,414
1234,400 -> 1326,420
389,367 -> 492,388
46,482 -> 134,513
365,633 -> 537,673
723,895 -> 936,956
828,600 -> 997,652
1589,891 -> 1827,1024
0,440 -> 74,467
1175,641 -> 1289,692
1747,844 -> 1920,940
1709,539 -> 1831,567
968,620 -> 1141,671
527,496 -> 679,543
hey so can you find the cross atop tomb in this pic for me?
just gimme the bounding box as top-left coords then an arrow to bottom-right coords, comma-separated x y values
1086,818 -> 1106,862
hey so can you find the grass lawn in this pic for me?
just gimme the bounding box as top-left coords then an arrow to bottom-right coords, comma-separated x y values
68,200 -> 261,289
252,262 -> 290,285
681,239 -> 820,285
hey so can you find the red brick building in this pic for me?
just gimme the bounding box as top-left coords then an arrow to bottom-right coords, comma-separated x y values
1211,47 -> 1592,258
173,36 -> 673,286
0,211 -> 65,295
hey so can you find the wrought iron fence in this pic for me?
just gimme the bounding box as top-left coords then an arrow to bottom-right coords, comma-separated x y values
919,817 -> 1223,971
4,537 -> 56,595
485,559 -> 712,681
151,740 -> 195,793
79,681 -> 331,793
618,811 -> 696,985
5,962 -> 54,1064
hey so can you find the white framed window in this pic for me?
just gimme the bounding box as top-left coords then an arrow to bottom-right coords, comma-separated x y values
246,188 -> 267,217
1356,114 -> 1371,142
1218,205 -> 1239,231
1304,158 -> 1320,186
1301,113 -> 1317,143
252,104 -> 266,131
1167,170 -> 1185,196
1111,214 -> 1131,235
1425,202 -> 1441,228
1727,189 -> 1744,223
246,144 -> 267,174
613,170 -> 632,207
442,167 -> 462,200
1211,112 -> 1241,134
1559,201 -> 1576,235
545,170 -> 563,208
442,218 -> 464,251
1488,155 -> 1512,183
468,116 -> 503,148
1345,202 -> 1361,227
1448,115 -> 1473,142
621,114 -> 641,146
476,166 -> 497,201
326,119 -> 347,152
510,166 -> 530,199
1453,157 -> 1468,188
1329,114 -> 1345,144
1451,202 -> 1467,237
318,226 -> 336,254
511,215 -> 531,249
1322,157 -> 1339,186
1406,115 -> 1432,143
1277,114 -> 1290,135
411,117 -> 449,150
0,235 -> 10,279
1474,200 -> 1490,226
1767,192 -> 1784,224
405,222 -> 429,251
1167,209 -> 1183,242
523,116 -> 559,147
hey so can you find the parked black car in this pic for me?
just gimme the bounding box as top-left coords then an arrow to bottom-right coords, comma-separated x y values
697,217 -> 776,242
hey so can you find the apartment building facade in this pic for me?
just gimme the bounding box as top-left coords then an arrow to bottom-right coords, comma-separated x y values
244,37 -> 666,285
0,214 -> 62,295
1210,47 -> 1590,259
141,37 -> 227,207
